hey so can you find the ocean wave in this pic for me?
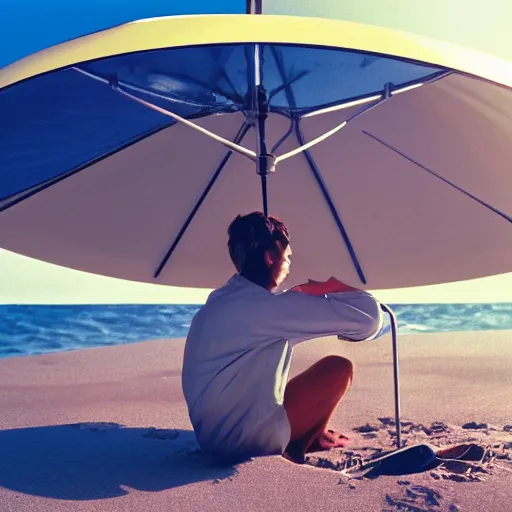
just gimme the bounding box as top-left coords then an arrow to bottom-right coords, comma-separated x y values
0,303 -> 510,359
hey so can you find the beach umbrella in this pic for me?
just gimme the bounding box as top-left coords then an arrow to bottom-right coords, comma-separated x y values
1,3 -> 511,447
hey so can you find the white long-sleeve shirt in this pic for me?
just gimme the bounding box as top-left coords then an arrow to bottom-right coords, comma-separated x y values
182,273 -> 384,459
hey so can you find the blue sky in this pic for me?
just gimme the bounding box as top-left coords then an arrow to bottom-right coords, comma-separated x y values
0,0 -> 245,68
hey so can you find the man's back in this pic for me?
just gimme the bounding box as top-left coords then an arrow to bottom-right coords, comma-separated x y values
182,273 -> 294,457
182,273 -> 382,458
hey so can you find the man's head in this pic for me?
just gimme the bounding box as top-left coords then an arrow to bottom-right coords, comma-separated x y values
227,212 -> 292,290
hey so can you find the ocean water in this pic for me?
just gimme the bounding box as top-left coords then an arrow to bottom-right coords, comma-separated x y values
0,303 -> 511,359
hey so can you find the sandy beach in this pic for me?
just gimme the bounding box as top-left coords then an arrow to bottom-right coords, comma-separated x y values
0,330 -> 511,512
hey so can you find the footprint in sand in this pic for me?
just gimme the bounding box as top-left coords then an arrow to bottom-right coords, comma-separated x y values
66,422 -> 124,431
378,417 -> 414,428
353,423 -> 380,433
384,484 -> 443,512
143,427 -> 180,440
310,418 -> 511,488
462,421 -> 488,430
410,485 -> 442,506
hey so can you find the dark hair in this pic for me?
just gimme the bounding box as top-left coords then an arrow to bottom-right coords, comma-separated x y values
227,212 -> 290,288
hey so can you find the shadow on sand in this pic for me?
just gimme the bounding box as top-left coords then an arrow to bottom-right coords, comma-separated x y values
0,422 -> 241,500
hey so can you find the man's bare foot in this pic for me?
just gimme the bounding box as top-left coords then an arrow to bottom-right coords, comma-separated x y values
282,439 -> 307,464
307,429 -> 349,453
282,430 -> 350,463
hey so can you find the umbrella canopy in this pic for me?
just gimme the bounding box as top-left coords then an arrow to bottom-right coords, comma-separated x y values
0,14 -> 511,290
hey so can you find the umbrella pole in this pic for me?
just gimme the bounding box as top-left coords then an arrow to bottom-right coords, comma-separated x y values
252,44 -> 275,217
246,0 -> 263,15
380,304 -> 402,448
260,174 -> 268,218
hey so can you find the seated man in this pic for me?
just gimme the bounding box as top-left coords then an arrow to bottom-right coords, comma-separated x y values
182,211 -> 384,464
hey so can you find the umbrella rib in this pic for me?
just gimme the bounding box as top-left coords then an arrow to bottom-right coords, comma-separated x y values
159,70 -> 242,104
275,70 -> 453,162
276,92 -> 389,163
115,86 -> 256,160
270,45 -> 367,284
299,70 -> 452,119
295,123 -> 368,285
363,130 -> 512,223
300,93 -> 382,119
268,70 -> 311,100
72,67 -> 257,162
153,121 -> 252,279
0,121 -> 174,213
271,117 -> 295,154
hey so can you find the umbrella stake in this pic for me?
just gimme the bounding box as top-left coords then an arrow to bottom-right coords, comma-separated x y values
380,303 -> 402,449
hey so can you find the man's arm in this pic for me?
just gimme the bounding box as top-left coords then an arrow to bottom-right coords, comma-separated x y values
288,277 -> 385,342
289,277 -> 361,295
261,283 -> 383,344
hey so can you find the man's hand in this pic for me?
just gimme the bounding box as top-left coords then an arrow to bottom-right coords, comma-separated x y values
290,276 -> 361,296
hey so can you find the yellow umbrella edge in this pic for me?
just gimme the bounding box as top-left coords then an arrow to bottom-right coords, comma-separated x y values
1,14 -> 512,89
